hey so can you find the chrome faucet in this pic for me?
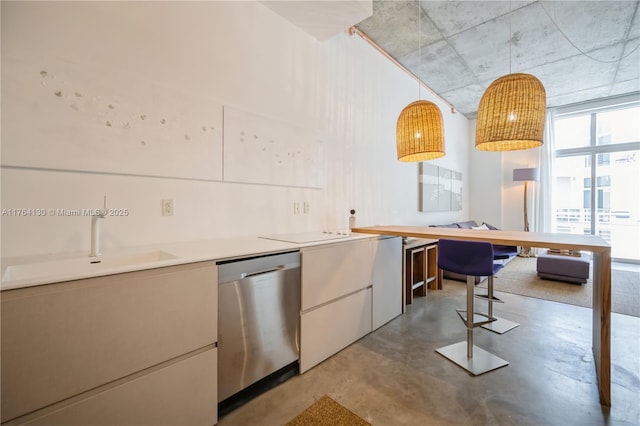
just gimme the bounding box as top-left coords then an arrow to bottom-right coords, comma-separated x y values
89,196 -> 107,257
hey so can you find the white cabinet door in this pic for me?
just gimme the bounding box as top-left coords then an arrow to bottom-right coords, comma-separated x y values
21,348 -> 217,426
1,261 -> 217,422
300,288 -> 372,373
372,237 -> 402,330
301,239 -> 373,311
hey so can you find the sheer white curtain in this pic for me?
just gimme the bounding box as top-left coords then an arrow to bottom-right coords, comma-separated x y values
535,109 -> 555,233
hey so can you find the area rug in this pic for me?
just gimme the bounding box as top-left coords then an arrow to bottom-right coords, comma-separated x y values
474,257 -> 640,317
285,395 -> 371,426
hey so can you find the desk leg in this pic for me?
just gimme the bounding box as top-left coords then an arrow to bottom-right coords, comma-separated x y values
592,250 -> 611,406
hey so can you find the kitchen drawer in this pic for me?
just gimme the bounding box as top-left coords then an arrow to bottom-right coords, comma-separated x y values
301,239 -> 373,311
14,348 -> 217,426
300,288 -> 372,373
1,261 -> 217,422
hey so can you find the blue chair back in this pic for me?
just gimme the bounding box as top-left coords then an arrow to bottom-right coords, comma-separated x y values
438,239 -> 502,277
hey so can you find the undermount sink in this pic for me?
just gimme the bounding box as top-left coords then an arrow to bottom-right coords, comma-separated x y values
2,250 -> 179,283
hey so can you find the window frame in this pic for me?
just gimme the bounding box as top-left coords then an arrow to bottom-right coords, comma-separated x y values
552,94 -> 640,256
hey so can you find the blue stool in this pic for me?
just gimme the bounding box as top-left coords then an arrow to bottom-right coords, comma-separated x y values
435,239 -> 509,375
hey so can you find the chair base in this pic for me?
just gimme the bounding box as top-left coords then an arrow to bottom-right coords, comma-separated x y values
481,316 -> 519,334
435,341 -> 509,376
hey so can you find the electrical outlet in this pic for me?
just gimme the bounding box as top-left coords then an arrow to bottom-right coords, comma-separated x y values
303,202 -> 310,214
161,199 -> 174,216
293,202 -> 301,215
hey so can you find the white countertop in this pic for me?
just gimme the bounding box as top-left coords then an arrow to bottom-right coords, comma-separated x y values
0,232 -> 379,291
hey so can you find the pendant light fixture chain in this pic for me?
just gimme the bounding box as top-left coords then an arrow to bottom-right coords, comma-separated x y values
418,0 -> 422,100
509,0 -> 512,74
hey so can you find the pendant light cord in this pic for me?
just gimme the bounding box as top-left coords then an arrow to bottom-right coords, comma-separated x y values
418,1 -> 422,100
509,0 -> 512,74
540,1 -> 640,63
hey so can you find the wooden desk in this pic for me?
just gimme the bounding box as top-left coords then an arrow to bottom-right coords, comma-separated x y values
352,225 -> 612,406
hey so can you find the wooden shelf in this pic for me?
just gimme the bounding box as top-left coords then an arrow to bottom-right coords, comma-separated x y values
402,239 -> 439,311
411,281 -> 425,290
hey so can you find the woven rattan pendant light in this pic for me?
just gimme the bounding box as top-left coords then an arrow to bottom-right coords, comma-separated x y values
475,1 -> 546,152
397,100 -> 444,161
396,2 -> 444,162
475,73 -> 546,151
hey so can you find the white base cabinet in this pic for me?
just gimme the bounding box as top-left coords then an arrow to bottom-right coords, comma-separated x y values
19,348 -> 217,426
1,262 -> 218,426
299,237 -> 401,373
300,239 -> 374,373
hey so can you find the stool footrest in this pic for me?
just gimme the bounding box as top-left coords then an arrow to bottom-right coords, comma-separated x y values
475,293 -> 503,303
456,310 -> 495,328
481,317 -> 520,334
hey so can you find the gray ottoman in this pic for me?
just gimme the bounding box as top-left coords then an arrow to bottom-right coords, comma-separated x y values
537,251 -> 590,284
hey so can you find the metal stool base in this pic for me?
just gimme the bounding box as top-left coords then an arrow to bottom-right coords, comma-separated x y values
481,275 -> 518,335
481,316 -> 519,334
436,341 -> 509,376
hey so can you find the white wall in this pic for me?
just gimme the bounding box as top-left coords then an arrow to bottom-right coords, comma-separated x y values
1,1 -> 471,258
468,120 -> 503,227
468,119 -> 542,231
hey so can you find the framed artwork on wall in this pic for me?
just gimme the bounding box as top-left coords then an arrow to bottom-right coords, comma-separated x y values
418,163 -> 462,212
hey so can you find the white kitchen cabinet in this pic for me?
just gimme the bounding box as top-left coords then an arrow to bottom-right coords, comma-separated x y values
372,236 -> 402,330
1,261 -> 218,425
300,288 -> 372,373
299,239 -> 375,373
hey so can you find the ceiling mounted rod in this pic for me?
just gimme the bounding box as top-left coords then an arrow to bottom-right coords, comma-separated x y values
348,26 -> 456,114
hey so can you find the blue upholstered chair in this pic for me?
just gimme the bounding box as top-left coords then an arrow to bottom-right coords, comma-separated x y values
435,239 -> 509,375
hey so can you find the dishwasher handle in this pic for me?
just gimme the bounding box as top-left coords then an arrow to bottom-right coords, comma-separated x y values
240,265 -> 285,279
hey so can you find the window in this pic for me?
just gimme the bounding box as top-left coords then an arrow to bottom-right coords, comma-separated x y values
553,98 -> 640,263
555,115 -> 591,149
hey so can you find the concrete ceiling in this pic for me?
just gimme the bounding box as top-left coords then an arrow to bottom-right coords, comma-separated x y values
355,1 -> 640,118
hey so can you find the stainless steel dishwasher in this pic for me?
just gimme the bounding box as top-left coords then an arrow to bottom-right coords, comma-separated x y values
217,251 -> 300,413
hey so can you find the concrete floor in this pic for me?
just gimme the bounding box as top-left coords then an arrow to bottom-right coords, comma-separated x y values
218,281 -> 640,425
